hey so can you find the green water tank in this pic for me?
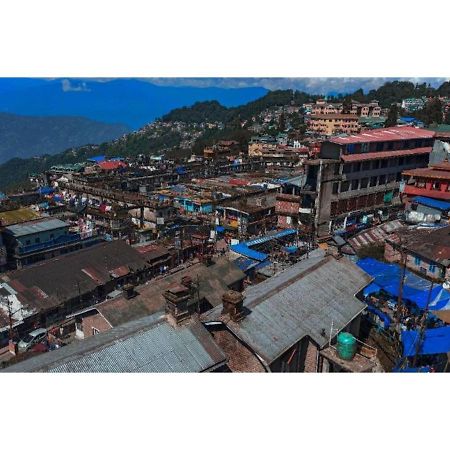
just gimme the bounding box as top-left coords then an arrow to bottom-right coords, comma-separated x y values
336,332 -> 357,361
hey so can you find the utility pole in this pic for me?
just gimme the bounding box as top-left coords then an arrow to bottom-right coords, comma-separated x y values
412,281 -> 434,368
395,233 -> 407,334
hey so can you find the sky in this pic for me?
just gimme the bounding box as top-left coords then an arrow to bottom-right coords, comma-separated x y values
146,77 -> 449,94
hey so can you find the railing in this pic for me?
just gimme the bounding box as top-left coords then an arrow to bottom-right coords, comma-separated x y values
17,232 -> 98,255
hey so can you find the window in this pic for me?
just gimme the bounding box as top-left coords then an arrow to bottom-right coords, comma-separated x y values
332,182 -> 339,194
370,176 -> 378,187
376,142 -> 383,151
387,141 -> 394,150
351,179 -> 359,190
25,240 -> 31,245
92,327 -> 100,335
35,237 -> 40,243
380,159 -> 388,168
360,178 -> 369,188
50,233 -> 54,239
415,256 -> 421,266
429,263 -> 436,274
353,162 -> 361,172
340,181 -> 350,192
398,157 -> 405,166
379,175 -> 386,184
362,161 -> 371,171
372,160 -> 380,170
432,181 -> 441,191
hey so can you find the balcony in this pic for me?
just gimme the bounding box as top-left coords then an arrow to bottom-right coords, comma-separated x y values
16,232 -> 100,255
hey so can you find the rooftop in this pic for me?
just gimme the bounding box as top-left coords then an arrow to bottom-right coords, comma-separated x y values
2,313 -> 227,373
202,254 -> 371,365
341,146 -> 431,163
6,218 -> 69,237
330,126 -> 435,145
0,208 -> 41,227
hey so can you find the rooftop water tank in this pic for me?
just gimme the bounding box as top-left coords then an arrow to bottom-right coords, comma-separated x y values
336,332 -> 357,361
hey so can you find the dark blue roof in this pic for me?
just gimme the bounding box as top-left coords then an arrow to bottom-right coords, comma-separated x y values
245,229 -> 297,247
412,196 -> 450,212
234,257 -> 259,272
402,326 -> 450,357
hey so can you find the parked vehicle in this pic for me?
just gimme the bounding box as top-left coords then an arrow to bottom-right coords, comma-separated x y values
17,328 -> 47,352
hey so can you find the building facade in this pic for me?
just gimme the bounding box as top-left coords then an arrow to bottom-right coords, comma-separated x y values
307,114 -> 361,135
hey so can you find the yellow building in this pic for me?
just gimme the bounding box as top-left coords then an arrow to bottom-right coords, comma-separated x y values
307,114 -> 361,135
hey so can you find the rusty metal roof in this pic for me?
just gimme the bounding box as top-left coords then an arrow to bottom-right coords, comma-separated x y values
2,313 -> 227,373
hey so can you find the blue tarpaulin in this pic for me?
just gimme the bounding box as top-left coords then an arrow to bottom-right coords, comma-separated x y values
366,304 -> 392,329
357,258 -> 450,310
412,196 -> 450,212
37,186 -> 54,195
234,257 -> 259,272
230,243 -> 268,261
283,245 -> 298,254
402,326 -> 450,357
175,166 -> 186,175
87,155 -> 106,163
215,226 -> 225,233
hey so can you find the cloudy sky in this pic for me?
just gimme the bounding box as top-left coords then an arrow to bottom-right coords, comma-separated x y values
147,77 -> 448,94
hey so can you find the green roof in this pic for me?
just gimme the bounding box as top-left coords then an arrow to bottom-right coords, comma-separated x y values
0,208 -> 41,226
427,124 -> 450,133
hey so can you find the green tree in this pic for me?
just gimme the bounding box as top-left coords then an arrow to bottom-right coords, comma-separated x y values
278,112 -> 286,131
385,104 -> 399,127
342,97 -> 352,113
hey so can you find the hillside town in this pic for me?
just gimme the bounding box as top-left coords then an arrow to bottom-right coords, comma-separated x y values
2,92 -> 450,373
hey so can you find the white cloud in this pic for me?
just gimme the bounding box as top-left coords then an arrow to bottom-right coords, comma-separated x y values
61,79 -> 91,92
145,77 -> 449,93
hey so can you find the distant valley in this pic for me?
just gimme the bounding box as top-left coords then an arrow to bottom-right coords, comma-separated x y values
0,113 -> 130,164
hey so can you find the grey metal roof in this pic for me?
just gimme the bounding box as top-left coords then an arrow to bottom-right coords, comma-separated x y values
202,254 -> 371,365
6,218 -> 68,237
2,313 -> 226,373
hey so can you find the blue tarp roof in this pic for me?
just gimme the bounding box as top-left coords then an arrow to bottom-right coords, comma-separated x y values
37,186 -> 54,195
234,257 -> 259,272
283,245 -> 298,254
412,196 -> 450,212
175,166 -> 186,175
87,155 -> 106,162
254,259 -> 273,271
215,226 -> 225,233
230,243 -> 268,261
357,258 -> 450,310
246,229 -> 297,247
402,326 -> 450,357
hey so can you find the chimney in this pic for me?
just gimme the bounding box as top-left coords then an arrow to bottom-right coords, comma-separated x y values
222,290 -> 245,322
122,283 -> 136,300
164,283 -> 191,324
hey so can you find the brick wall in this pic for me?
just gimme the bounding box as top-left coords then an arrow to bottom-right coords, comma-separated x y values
82,313 -> 112,338
304,339 -> 319,373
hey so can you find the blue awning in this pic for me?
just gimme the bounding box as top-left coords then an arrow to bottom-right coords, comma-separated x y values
230,243 -> 268,261
215,226 -> 225,233
246,229 -> 297,247
402,326 -> 450,357
412,196 -> 450,212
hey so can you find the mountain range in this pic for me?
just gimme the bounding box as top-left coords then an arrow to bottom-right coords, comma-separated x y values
0,78 -> 268,129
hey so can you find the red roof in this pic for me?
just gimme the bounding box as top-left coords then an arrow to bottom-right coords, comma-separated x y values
402,166 -> 450,180
98,161 -> 127,170
341,147 -> 432,162
330,126 -> 435,145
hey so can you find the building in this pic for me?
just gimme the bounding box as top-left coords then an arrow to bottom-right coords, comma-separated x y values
385,225 -> 450,281
2,312 -> 227,373
0,240 -> 150,339
216,194 -> 277,238
201,253 -> 372,372
402,160 -> 450,203
307,114 -> 361,135
275,194 -> 301,229
2,218 -> 103,269
350,100 -> 381,117
312,126 -> 436,236
401,97 -> 426,112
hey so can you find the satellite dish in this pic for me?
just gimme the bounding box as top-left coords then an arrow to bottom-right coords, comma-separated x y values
442,280 -> 450,290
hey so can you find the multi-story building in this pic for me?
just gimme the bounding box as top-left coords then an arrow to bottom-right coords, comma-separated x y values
2,217 -> 103,269
312,99 -> 342,115
275,194 -> 301,229
350,100 -> 381,117
307,114 -> 361,136
401,97 -> 426,112
308,126 -> 436,237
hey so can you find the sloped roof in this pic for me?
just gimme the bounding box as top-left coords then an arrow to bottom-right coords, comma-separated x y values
2,313 -> 227,373
0,208 -> 41,227
6,218 -> 68,237
202,255 -> 370,364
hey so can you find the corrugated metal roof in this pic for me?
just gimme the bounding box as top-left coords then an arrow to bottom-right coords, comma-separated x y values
202,254 -> 370,364
3,313 -> 226,373
6,218 -> 68,237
